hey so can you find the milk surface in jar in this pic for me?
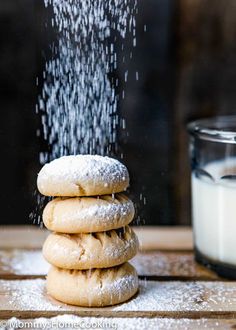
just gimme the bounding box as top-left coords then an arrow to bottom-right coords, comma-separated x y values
188,115 -> 236,279
192,157 -> 236,265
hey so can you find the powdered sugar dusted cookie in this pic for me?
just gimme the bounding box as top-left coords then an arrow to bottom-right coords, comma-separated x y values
46,262 -> 139,307
43,194 -> 134,233
43,226 -> 139,269
37,155 -> 129,196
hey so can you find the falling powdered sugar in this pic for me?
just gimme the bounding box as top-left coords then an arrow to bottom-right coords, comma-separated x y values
38,0 -> 138,162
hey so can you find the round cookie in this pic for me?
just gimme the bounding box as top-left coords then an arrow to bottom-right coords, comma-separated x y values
37,155 -> 129,197
43,226 -> 139,269
43,194 -> 135,233
46,262 -> 138,307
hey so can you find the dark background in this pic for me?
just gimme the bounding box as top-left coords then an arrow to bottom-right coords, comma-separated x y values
0,0 -> 235,226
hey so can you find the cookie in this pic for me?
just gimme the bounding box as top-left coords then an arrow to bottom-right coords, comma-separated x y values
43,226 -> 139,269
46,262 -> 138,307
37,155 -> 129,196
43,194 -> 135,233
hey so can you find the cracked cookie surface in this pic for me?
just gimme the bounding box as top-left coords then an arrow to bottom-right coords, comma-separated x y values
46,262 -> 139,306
43,226 -> 139,269
43,193 -> 135,233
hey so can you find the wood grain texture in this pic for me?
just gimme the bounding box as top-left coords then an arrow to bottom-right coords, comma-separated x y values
0,279 -> 236,318
0,226 -> 234,325
0,226 -> 49,249
1,317 -> 236,330
135,226 -> 193,251
0,226 -> 193,250
0,249 -> 218,280
132,251 -> 219,280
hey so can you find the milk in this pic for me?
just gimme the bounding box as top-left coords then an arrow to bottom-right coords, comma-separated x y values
192,158 -> 236,265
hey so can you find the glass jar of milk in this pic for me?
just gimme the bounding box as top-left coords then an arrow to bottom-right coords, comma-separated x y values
188,116 -> 236,279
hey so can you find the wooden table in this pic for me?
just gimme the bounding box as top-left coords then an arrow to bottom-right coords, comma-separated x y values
0,226 -> 236,329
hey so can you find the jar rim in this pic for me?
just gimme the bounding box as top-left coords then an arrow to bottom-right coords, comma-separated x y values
187,115 -> 236,144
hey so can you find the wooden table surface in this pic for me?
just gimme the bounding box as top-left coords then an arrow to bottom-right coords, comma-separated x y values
0,226 -> 236,329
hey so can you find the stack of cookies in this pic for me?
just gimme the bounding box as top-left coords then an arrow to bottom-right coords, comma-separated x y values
37,155 -> 139,307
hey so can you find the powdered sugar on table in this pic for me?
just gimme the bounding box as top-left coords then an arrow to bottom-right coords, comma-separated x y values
1,280 -> 236,313
1,315 -> 229,330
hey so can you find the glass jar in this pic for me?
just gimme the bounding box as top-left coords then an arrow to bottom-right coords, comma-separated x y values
187,116 -> 236,279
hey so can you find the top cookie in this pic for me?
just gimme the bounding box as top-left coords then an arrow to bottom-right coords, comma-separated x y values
37,155 -> 129,197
